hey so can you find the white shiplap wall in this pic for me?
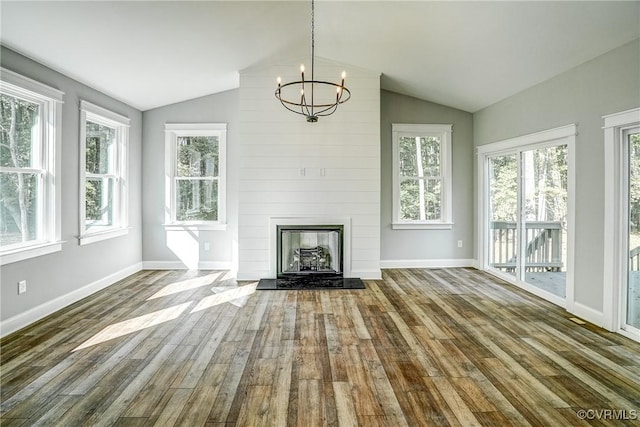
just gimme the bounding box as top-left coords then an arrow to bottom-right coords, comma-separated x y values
237,58 -> 381,280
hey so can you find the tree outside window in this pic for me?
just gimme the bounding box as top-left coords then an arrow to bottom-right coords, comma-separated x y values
392,124 -> 453,229
79,100 -> 130,245
165,123 -> 227,228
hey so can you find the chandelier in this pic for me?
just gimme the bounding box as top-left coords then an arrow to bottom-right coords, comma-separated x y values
275,0 -> 351,123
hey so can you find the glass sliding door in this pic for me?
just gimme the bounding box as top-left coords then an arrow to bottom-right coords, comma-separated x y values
625,129 -> 640,331
522,145 -> 568,298
482,132 -> 572,304
488,154 -> 519,277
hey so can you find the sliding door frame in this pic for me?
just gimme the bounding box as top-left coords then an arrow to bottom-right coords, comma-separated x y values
476,124 -> 576,309
603,108 -> 640,341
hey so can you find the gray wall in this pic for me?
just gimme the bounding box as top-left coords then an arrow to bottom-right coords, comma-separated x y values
380,90 -> 474,262
473,38 -> 640,312
0,46 -> 143,324
141,90 -> 239,266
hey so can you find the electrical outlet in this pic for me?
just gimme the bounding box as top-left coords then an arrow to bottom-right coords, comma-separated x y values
204,242 -> 211,251
457,240 -> 463,248
18,280 -> 27,295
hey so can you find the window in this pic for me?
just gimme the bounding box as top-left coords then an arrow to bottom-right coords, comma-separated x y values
79,101 -> 130,245
0,68 -> 63,265
165,123 -> 226,229
392,124 -> 453,229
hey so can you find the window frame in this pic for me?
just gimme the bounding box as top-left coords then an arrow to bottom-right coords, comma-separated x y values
391,123 -> 453,229
78,100 -> 130,245
164,123 -> 227,230
0,68 -> 64,265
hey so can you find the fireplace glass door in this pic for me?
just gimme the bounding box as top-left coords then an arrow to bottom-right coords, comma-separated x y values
278,226 -> 343,277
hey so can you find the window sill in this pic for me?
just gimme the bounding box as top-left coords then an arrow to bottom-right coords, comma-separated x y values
392,222 -> 454,230
78,227 -> 130,246
1,241 -> 64,266
164,223 -> 228,231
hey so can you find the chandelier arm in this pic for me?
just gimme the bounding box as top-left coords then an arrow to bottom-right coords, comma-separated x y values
314,104 -> 339,117
277,93 -> 311,118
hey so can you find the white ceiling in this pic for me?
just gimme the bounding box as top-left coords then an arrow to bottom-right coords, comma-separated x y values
1,1 -> 638,112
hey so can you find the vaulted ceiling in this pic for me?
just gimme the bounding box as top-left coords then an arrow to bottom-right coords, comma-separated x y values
1,1 -> 638,112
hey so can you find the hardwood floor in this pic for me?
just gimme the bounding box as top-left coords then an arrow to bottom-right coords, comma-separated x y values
1,268 -> 640,426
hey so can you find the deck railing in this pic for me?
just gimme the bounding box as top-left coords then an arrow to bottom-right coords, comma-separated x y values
490,221 -> 563,272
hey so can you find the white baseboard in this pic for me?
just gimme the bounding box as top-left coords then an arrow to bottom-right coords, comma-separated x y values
569,302 -> 605,328
142,261 -> 232,270
0,262 -> 143,338
380,259 -> 475,269
351,270 -> 382,280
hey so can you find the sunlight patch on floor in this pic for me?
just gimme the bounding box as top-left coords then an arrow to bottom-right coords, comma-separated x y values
191,282 -> 258,312
73,302 -> 193,351
147,272 -> 222,300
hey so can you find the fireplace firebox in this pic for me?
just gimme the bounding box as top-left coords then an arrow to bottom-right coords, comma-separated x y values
277,225 -> 343,278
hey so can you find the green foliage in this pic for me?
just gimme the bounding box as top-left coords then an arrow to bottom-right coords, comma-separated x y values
84,122 -> 116,229
177,136 -> 218,177
86,122 -> 115,174
399,136 -> 442,220
0,94 -> 40,244
175,136 -> 219,221
489,154 -> 518,221
489,146 -> 568,224
176,179 -> 218,221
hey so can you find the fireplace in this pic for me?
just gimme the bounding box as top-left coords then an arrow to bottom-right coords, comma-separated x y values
277,225 -> 343,278
256,217 -> 364,289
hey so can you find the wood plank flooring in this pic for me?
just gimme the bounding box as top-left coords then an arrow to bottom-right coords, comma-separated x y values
1,268 -> 640,426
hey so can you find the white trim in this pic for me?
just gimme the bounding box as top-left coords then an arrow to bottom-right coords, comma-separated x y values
78,101 -> 130,244
391,222 -> 454,230
476,124 -> 576,311
163,223 -> 228,231
165,123 -> 227,132
392,123 -> 453,227
618,326 -> 640,343
142,261 -> 232,270
268,216 -> 352,279
476,124 -> 577,155
78,227 -> 130,246
602,107 -> 640,334
0,262 -> 143,338
380,259 -> 475,269
0,67 -> 64,102
80,100 -> 130,126
0,69 -> 64,264
571,302 -> 605,328
602,108 -> 640,129
350,270 -> 382,280
236,270 -> 270,281
0,241 -> 63,266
